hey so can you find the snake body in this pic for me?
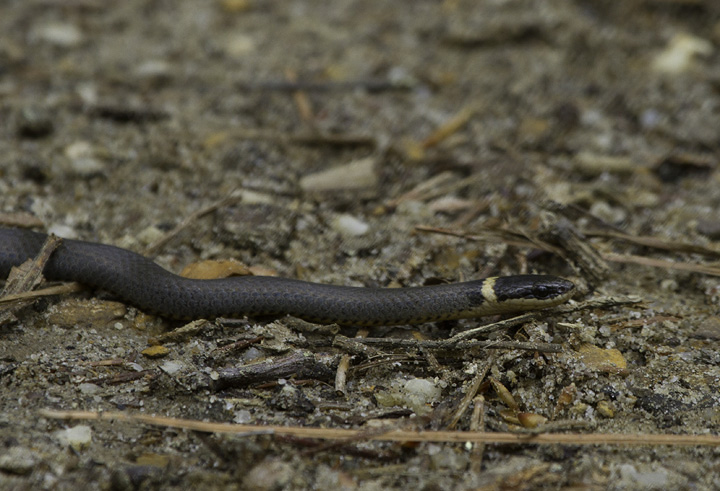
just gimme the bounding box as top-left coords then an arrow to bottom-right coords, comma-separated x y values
0,228 -> 575,326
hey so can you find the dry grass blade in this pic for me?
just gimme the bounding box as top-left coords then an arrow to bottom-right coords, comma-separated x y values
144,192 -> 243,255
603,253 -> 720,277
38,409 -> 720,446
588,230 -> 720,258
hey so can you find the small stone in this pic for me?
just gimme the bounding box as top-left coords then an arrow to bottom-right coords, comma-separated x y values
219,0 -> 253,12
331,214 -> 370,237
0,447 -> 40,475
399,378 -> 441,415
136,226 -> 165,246
141,345 -> 170,358
597,400 -> 615,418
224,33 -> 255,57
689,317 -> 720,340
243,459 -> 294,491
135,60 -> 172,81
78,383 -> 101,395
299,157 -> 377,192
160,360 -> 185,375
573,152 -> 635,177
573,343 -> 628,375
16,107 -> 54,138
64,141 -> 104,175
653,33 -> 712,74
233,409 -> 252,424
697,220 -> 720,240
517,412 -> 548,428
54,425 -> 92,451
589,201 -> 627,224
135,453 -> 170,467
617,463 -> 669,489
32,22 -> 83,47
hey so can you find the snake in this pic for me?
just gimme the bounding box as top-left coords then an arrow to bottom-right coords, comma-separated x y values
0,228 -> 575,326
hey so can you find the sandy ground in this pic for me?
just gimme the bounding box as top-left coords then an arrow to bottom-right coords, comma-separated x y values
2,0 -> 720,489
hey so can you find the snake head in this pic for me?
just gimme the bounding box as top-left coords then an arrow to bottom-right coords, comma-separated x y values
494,275 -> 575,304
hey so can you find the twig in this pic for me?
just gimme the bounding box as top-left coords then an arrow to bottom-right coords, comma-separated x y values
211,336 -> 264,355
144,192 -> 243,256
333,334 -> 384,358
235,79 -> 412,93
539,213 -> 610,283
0,283 -> 84,306
0,234 -> 67,323
588,229 -> 720,259
603,253 -> 720,277
449,313 -> 540,341
469,396 -> 486,472
352,338 -> 563,353
285,68 -> 315,125
149,319 -> 213,345
39,409 -> 720,446
445,359 -> 491,430
414,225 -> 544,251
335,355 -> 351,396
421,106 -> 476,149
212,350 -> 336,390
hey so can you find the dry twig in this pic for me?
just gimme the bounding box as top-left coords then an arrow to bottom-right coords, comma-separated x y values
39,409 -> 720,447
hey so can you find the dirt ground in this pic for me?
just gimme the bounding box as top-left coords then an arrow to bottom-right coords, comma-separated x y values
2,0 -> 720,489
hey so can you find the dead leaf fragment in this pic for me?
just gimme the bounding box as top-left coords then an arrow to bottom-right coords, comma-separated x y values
141,345 -> 170,358
180,259 -> 251,279
574,343 -> 628,375
47,299 -> 127,328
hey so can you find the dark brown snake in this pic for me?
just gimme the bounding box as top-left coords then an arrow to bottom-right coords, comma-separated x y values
0,228 -> 575,326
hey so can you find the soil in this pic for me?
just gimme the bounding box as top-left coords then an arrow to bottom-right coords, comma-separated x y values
2,0 -> 720,489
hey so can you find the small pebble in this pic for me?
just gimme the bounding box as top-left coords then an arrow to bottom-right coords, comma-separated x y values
78,383 -> 101,395
573,343 -> 628,375
64,141 -> 104,175
135,60 -> 172,81
573,152 -> 635,177
697,219 -> 720,240
160,360 -> 186,375
32,22 -> 83,47
332,213 -> 370,237
299,157 -> 377,192
54,425 -> 92,451
517,412 -> 548,428
597,400 -> 615,418
0,447 -> 40,475
141,345 -> 170,358
16,107 -> 54,138
653,33 -> 712,74
688,317 -> 720,340
401,378 -> 441,415
224,33 -> 255,57
243,459 -> 294,491
233,409 -> 253,424
617,463 -> 669,489
589,201 -> 626,225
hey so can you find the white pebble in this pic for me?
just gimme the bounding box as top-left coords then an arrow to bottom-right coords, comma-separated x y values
65,141 -> 104,175
32,22 -> 83,47
300,157 -> 377,192
53,425 -> 92,451
78,383 -> 100,395
160,360 -> 185,375
653,33 -> 712,74
332,214 -> 370,237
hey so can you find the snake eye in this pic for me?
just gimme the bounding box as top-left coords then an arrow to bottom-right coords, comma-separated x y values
533,285 -> 551,299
